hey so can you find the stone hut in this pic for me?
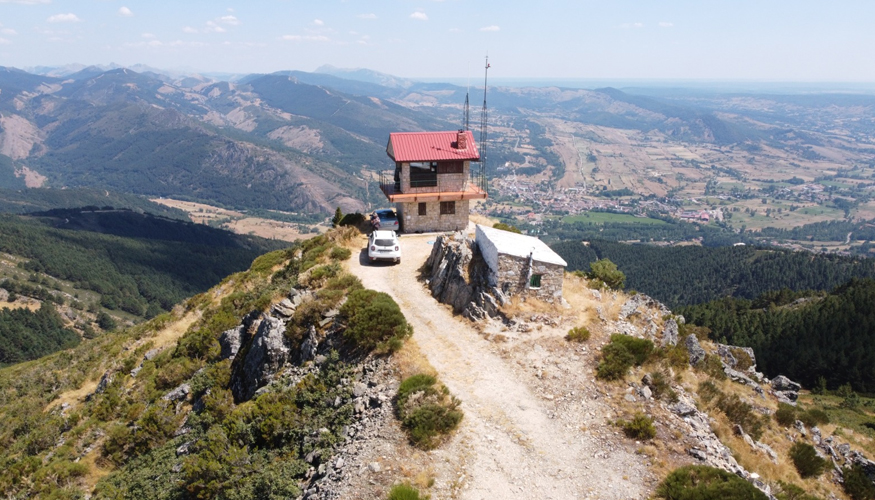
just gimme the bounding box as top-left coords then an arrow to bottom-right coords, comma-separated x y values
475,224 -> 567,301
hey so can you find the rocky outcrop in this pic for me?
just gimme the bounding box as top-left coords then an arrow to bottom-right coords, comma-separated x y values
685,335 -> 706,366
230,314 -> 292,402
716,344 -> 756,372
661,318 -> 679,346
619,293 -> 671,320
424,233 -> 506,320
669,389 -> 777,499
770,375 -> 801,404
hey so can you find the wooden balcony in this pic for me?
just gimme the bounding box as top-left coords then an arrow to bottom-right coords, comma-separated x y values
379,183 -> 488,203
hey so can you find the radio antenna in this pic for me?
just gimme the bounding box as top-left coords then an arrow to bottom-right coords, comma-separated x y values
478,55 -> 490,192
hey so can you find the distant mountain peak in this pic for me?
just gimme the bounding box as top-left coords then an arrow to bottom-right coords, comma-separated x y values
314,65 -> 413,89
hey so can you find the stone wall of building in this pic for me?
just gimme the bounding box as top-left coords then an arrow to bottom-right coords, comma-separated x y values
399,161 -> 470,194
495,254 -> 564,302
396,200 -> 469,233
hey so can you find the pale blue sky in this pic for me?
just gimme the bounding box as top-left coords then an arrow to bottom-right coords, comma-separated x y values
0,0 -> 873,81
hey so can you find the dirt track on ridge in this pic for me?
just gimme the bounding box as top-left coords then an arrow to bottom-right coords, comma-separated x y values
348,231 -> 650,500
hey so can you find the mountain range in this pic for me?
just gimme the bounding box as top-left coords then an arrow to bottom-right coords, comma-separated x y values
3,64 -> 874,215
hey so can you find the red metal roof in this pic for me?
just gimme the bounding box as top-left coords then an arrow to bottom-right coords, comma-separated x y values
386,130 -> 480,162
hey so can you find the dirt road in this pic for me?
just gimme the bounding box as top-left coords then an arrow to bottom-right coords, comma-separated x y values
349,232 -> 649,500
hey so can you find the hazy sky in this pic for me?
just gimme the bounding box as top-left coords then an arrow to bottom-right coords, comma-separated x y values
0,0 -> 873,81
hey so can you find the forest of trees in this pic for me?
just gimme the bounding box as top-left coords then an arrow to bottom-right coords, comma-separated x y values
679,279 -> 875,393
552,239 -> 875,308
0,304 -> 78,365
0,213 -> 284,317
540,218 -> 750,247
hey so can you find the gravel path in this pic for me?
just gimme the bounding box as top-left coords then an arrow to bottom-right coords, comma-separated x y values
349,232 -> 650,500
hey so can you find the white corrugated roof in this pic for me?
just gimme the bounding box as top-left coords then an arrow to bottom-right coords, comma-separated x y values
476,224 -> 567,267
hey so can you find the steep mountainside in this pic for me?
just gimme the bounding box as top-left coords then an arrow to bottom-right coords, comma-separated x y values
2,228 -> 872,500
0,67 -> 455,213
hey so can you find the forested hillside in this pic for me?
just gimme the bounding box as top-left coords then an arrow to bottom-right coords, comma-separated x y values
0,187 -> 188,220
552,240 -> 875,308
679,279 -> 875,393
0,304 -> 78,365
0,213 -> 284,316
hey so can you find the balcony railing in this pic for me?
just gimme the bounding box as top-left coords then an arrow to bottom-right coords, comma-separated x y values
379,170 -> 487,203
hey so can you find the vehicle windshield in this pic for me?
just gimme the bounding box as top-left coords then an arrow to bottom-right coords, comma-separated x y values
375,239 -> 396,246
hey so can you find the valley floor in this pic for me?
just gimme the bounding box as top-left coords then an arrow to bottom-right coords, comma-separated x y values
347,230 -> 655,499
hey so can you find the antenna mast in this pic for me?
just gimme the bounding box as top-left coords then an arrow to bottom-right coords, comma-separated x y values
463,92 -> 470,131
478,55 -> 490,193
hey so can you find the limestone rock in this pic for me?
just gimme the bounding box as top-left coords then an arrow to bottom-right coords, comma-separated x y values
685,335 -> 706,366
271,298 -> 296,317
662,318 -> 679,346
220,325 -> 245,360
771,375 -> 802,392
163,383 -> 191,402
300,325 -> 319,362
230,314 -> 292,402
95,370 -> 113,394
425,234 -> 504,320
0,288 -> 8,302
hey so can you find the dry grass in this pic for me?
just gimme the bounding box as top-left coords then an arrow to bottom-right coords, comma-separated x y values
393,339 -> 438,381
469,213 -> 497,228
79,445 -> 112,493
499,294 -> 562,317
47,379 -> 99,412
0,299 -> 40,312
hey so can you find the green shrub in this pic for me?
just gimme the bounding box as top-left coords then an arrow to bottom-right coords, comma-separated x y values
587,259 -> 625,290
803,408 -> 829,426
338,212 -> 365,227
698,382 -> 764,440
566,326 -> 590,342
388,483 -> 429,500
730,348 -> 754,371
775,403 -> 798,427
492,222 -> 521,234
659,343 -> 690,368
789,442 -> 827,479
655,465 -> 768,500
249,249 -> 288,275
775,481 -> 822,500
329,246 -> 352,261
619,413 -> 656,440
596,334 -> 654,380
700,355 -> 728,381
396,374 -> 462,450
340,289 -> 412,352
647,371 -> 677,401
843,464 -> 875,500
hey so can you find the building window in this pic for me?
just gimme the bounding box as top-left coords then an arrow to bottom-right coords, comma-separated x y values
440,201 -> 455,215
529,274 -> 542,289
409,162 -> 438,187
437,161 -> 464,174
418,202 -> 427,216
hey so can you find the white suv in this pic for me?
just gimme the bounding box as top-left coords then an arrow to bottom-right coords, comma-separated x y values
368,230 -> 401,264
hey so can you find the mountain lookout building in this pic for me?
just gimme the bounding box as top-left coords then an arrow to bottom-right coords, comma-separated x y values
380,130 -> 487,233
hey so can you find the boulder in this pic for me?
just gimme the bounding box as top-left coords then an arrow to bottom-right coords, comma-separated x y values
300,325 -> 318,362
771,375 -> 801,392
716,344 -> 757,371
163,383 -> 191,402
662,318 -> 679,346
230,314 -> 292,402
271,298 -> 296,317
425,235 -> 504,320
0,288 -> 8,302
686,335 -> 706,366
219,325 -> 245,360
